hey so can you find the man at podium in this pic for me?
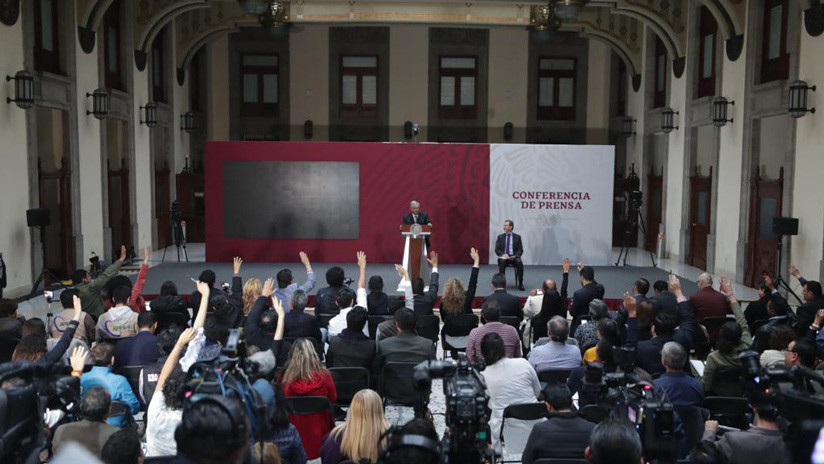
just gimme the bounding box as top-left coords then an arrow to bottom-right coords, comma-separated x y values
402,200 -> 432,252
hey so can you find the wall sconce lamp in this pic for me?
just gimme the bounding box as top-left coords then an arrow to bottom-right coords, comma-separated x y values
140,102 -> 158,128
86,88 -> 109,120
661,107 -> 679,133
180,111 -> 196,133
6,70 -> 34,109
788,80 -> 816,118
620,116 -> 636,138
711,97 -> 734,127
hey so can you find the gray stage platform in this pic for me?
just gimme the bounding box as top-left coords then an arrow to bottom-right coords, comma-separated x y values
138,261 -> 699,298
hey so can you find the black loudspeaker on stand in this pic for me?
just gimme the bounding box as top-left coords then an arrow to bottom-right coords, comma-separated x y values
26,208 -> 66,297
772,216 -> 801,305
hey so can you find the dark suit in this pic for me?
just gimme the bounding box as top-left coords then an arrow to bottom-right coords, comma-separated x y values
283,307 -> 324,357
484,288 -> 524,322
314,285 -> 344,317
402,212 -> 432,250
651,290 -> 679,313
521,413 -> 595,463
744,295 -> 770,328
374,331 -> 436,378
794,278 -> 824,336
626,300 -> 699,376
571,281 -> 605,330
326,329 -> 376,371
495,233 -> 524,287
412,272 -> 439,316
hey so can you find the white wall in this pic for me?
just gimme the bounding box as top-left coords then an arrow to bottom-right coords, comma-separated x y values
172,17 -> 189,179
487,27 -> 528,143
133,66 -> 153,251
289,25 -> 329,140
626,28 -> 647,170
586,40 -> 611,144
791,27 -> 824,281
0,19 -> 31,297
713,20 -> 748,278
389,25 -> 428,141
74,17 -> 105,264
664,52 -> 688,260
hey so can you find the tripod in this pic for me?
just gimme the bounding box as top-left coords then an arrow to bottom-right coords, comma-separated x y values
615,205 -> 657,268
27,224 -> 66,297
772,235 -> 802,305
160,220 -> 188,263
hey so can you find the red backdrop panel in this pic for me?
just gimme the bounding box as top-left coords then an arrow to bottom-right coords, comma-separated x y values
205,141 -> 490,264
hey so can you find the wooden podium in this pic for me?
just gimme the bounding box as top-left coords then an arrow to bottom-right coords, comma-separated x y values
400,224 -> 431,281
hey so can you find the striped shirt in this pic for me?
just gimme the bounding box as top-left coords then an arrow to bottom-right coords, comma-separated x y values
466,322 -> 522,363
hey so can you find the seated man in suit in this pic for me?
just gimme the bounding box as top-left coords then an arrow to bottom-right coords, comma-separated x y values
113,311 -> 159,370
651,279 -> 678,312
494,220 -> 525,290
402,200 -> 433,252
326,306 -> 375,370
374,308 -> 435,377
484,273 -> 524,322
314,266 -> 347,317
409,252 -> 439,316
521,384 -> 595,463
690,273 -> 731,322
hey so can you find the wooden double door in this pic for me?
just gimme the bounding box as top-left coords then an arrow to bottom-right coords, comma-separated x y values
744,168 -> 783,287
688,168 -> 713,270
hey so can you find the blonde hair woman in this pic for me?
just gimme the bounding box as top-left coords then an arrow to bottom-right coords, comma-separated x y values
242,278 -> 262,315
441,248 -> 481,356
278,339 -> 337,460
320,389 -> 390,464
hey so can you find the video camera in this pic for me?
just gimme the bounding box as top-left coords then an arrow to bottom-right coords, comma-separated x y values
410,355 -> 498,464
738,350 -> 824,421
583,348 -> 676,463
185,328 -> 273,443
0,361 -> 81,464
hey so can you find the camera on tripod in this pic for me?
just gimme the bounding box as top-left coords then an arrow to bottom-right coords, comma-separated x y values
628,190 -> 643,210
411,356 -> 498,464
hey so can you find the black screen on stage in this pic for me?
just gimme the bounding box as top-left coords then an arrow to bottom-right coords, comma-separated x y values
222,161 -> 359,239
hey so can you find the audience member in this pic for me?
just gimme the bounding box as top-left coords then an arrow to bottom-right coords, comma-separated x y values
785,337 -> 816,368
327,252 -> 368,337
95,286 -> 139,340
744,281 -> 772,328
760,326 -> 795,367
409,251 -> 440,316
320,389 -> 390,464
440,248 -> 480,353
190,257 -> 245,328
139,325 -> 182,405
268,383 -> 308,464
375,308 -> 435,374
480,333 -> 541,452
689,273 -> 730,322
0,297 -> 24,340
753,295 -> 795,353
523,258 -> 570,344
22,317 -> 46,338
465,301 -> 521,363
149,281 -> 190,331
484,273 -> 523,321
146,328 -> 198,456
282,288 -> 322,351
582,318 -> 621,363
274,251 -> 315,309
101,427 -> 143,464
174,395 -> 250,464
701,394 -> 789,464
585,417 -> 644,464
522,384 -> 595,463
790,264 -> 824,336
242,277 -> 262,316
73,245 -> 127,318
113,311 -> 159,370
52,386 -> 118,458
571,264 -> 605,330
79,342 -> 140,427
279,338 -> 337,460
367,275 -> 391,315
653,341 -> 703,407
632,278 -> 650,305
701,278 -> 751,396
247,279 -> 293,351
650,279 -> 678,312
315,266 -> 347,316
528,316 -> 582,371
51,289 -> 95,345
383,418 -> 440,464
376,301 -> 405,342
326,306 -> 375,369
574,299 -> 610,351
103,247 -> 151,314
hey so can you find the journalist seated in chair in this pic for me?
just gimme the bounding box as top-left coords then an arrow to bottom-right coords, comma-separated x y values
586,418 -> 645,464
113,311 -> 159,371
521,384 -> 596,463
653,341 -> 704,408
528,316 -> 582,371
326,306 -> 375,370
148,281 -> 190,330
374,308 -> 435,375
52,386 -> 118,459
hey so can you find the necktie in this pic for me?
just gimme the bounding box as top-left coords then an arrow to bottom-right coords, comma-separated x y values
414,214 -> 418,223
506,234 -> 511,255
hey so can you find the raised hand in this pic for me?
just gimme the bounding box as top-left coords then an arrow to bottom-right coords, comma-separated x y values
261,278 -> 275,298
177,327 -> 198,347
815,309 -> 824,328
233,257 -> 243,274
272,296 -> 285,317
763,273 -> 775,290
357,251 -> 367,268
790,264 -> 800,278
668,274 -> 682,294
577,262 -> 584,273
119,245 -> 127,262
72,295 -> 83,321
70,346 -> 87,373
562,258 -> 571,273
395,264 -> 409,278
719,276 -> 732,295
299,251 -> 311,270
427,251 -> 438,268
196,280 -> 211,296
470,247 -> 480,266
623,291 -> 637,317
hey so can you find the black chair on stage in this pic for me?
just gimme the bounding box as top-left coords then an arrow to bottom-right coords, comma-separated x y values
329,367 -> 371,407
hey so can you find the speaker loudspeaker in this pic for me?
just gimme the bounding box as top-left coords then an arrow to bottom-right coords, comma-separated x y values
403,121 -> 413,140
27,208 -> 50,228
503,122 -> 513,141
772,217 -> 799,236
303,120 -> 313,140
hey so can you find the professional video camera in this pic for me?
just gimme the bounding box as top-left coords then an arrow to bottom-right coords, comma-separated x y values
185,328 -> 273,443
583,348 -> 676,464
738,350 -> 824,421
0,361 -> 80,464
410,355 -> 498,464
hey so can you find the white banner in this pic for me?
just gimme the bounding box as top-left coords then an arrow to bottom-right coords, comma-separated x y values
489,144 -> 615,265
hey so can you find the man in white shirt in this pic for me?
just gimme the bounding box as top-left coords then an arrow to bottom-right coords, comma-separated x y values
95,286 -> 138,340
327,251 -> 369,337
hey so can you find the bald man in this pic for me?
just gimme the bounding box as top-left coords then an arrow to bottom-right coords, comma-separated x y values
688,273 -> 730,322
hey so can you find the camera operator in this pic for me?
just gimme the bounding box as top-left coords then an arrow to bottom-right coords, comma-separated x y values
701,393 -> 789,464
585,417 -> 644,464
174,395 -> 251,464
380,418 -> 441,464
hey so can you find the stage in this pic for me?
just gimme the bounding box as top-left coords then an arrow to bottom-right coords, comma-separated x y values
138,260 -> 701,304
